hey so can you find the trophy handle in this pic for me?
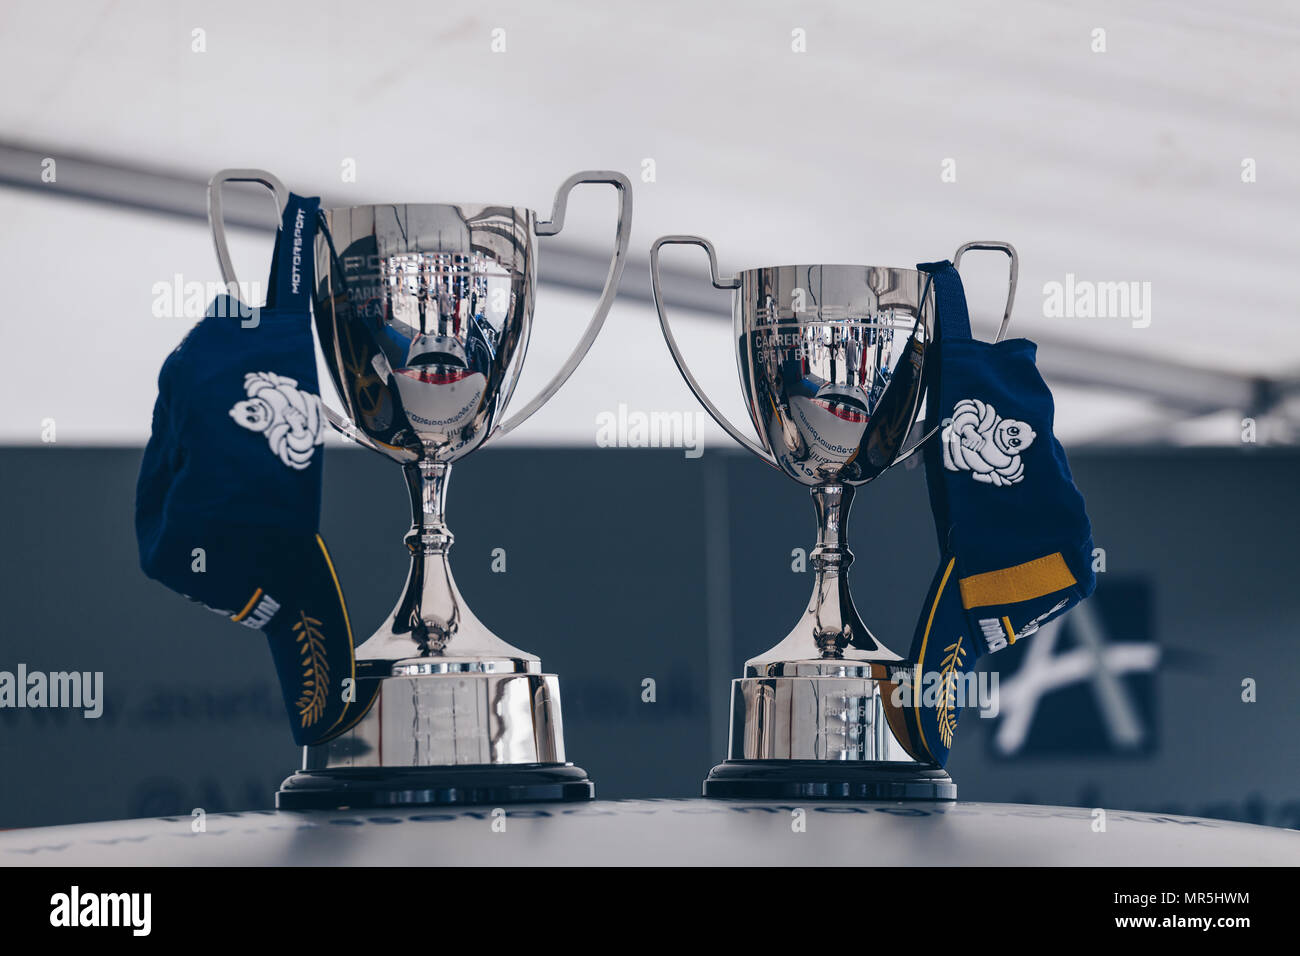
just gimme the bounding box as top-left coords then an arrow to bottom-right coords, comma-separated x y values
206,168 -> 392,456
952,240 -> 1019,342
489,170 -> 633,440
650,235 -> 777,466
891,240 -> 1021,466
207,168 -> 290,290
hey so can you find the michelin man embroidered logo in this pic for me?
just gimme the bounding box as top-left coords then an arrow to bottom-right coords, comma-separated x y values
942,398 -> 1036,486
229,372 -> 324,470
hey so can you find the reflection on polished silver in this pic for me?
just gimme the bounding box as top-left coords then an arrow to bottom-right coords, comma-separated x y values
732,673 -> 916,761
210,169 -> 631,799
306,673 -> 565,768
652,236 -> 1017,795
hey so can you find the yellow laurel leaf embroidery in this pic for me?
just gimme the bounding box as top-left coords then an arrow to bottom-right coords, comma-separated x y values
292,612 -> 329,727
937,636 -> 966,748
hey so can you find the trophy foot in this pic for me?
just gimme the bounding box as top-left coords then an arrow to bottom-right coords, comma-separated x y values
702,760 -> 954,800
276,763 -> 594,810
703,666 -> 956,801
274,669 -> 594,809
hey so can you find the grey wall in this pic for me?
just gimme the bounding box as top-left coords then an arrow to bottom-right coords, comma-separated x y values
1,445 -> 1297,829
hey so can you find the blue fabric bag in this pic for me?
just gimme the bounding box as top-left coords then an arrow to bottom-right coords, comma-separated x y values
900,258 -> 1096,766
136,193 -> 374,745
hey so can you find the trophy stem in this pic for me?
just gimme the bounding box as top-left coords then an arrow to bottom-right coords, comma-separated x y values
401,459 -> 456,655
406,458 -> 453,558
747,483 -> 884,670
807,483 -> 869,659
352,459 -> 536,668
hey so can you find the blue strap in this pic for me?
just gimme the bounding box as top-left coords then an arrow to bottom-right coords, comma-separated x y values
916,258 -> 973,551
266,193 -> 320,312
918,259 -> 972,342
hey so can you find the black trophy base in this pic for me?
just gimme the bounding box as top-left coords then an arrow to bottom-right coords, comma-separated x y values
702,760 -> 956,801
276,763 -> 595,810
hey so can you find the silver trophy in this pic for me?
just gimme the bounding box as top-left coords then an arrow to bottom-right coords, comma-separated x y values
210,168 -> 631,807
651,236 -> 1016,799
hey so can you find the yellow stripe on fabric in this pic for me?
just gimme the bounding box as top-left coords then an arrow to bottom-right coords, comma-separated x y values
913,557 -> 957,763
958,552 -> 1076,610
231,588 -> 263,622
315,534 -> 358,737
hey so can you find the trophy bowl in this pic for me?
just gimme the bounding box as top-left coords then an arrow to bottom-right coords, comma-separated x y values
735,264 -> 931,487
210,169 -> 631,808
652,237 -> 1015,799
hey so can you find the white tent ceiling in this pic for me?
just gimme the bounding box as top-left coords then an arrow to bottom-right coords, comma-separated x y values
1,0 -> 1297,446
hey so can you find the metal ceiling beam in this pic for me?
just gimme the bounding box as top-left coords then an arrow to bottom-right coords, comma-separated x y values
0,138 -> 623,298
2,138 -> 1292,424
